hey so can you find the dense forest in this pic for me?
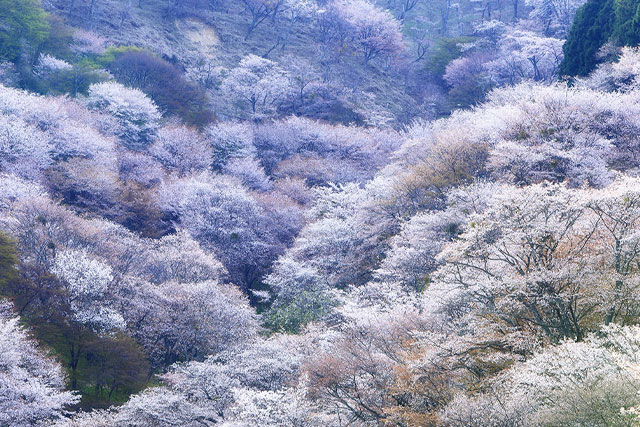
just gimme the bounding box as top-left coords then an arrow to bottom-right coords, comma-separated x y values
3,0 -> 640,425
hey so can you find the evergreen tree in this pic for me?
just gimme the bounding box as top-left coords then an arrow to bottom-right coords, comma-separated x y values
613,0 -> 640,45
560,0 -> 615,76
0,0 -> 49,62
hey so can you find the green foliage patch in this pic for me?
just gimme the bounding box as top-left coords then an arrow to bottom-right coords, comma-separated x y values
560,0 -> 640,76
0,0 -> 49,62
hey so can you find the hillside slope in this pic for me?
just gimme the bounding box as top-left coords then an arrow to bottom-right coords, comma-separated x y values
3,0 -> 640,425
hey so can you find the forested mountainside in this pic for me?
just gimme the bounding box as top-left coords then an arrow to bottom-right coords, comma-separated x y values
4,0 -> 640,425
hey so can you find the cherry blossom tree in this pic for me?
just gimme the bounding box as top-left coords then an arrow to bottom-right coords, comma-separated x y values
442,325 -> 640,426
526,0 -> 586,36
150,125 -> 211,175
305,307 -> 421,424
264,255 -> 333,333
0,116 -> 52,181
113,387 -> 216,426
428,180 -> 640,348
253,116 -> 401,181
485,30 -> 564,85
220,55 -> 292,118
0,173 -> 46,214
483,83 -> 620,187
87,82 -> 161,150
140,229 -> 227,285
157,173 -> 284,290
3,196 -> 90,267
33,54 -> 72,78
223,385 -> 315,426
444,53 -> 492,106
90,334 -> 312,425
375,182 -> 498,292
51,249 -> 126,332
579,46 -> 640,93
0,84 -> 119,202
125,280 -> 258,368
215,334 -> 308,391
207,121 -> 256,170
0,307 -> 78,426
222,156 -> 271,191
328,0 -> 405,69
